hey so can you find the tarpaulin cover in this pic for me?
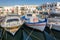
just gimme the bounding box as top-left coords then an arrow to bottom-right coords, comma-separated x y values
0,24 -> 55,40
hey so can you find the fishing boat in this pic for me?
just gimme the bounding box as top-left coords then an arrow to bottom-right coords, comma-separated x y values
0,14 -> 24,35
21,13 -> 47,31
0,14 -> 55,40
48,14 -> 60,31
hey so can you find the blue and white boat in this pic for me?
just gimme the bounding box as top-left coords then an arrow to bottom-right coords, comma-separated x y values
21,13 -> 47,31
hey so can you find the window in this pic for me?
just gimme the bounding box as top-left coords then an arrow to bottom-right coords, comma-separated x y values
59,4 -> 60,6
36,14 -> 45,19
43,12 -> 48,15
27,14 -> 32,17
50,14 -> 60,18
20,7 -> 25,10
7,19 -> 19,22
55,4 -> 57,6
48,5 -> 49,7
39,12 -> 42,14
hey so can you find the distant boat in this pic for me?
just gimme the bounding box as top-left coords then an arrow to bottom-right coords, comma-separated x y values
48,16 -> 60,31
21,13 -> 47,31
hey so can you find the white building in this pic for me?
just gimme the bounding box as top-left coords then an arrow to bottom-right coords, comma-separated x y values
57,2 -> 60,9
43,2 -> 60,14
0,5 -> 39,16
14,5 -> 38,15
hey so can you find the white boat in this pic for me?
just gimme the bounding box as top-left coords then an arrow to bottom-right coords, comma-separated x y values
48,14 -> 60,31
48,18 -> 60,31
0,14 -> 24,35
1,14 -> 23,28
21,13 -> 47,31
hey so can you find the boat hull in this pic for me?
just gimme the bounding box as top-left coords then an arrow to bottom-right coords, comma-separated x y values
26,22 -> 46,31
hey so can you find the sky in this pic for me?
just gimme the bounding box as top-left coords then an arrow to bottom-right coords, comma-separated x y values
0,0 -> 60,6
